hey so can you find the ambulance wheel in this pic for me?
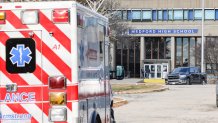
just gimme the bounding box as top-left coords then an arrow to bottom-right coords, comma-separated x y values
91,112 -> 101,123
216,95 -> 218,107
95,115 -> 101,123
110,108 -> 116,123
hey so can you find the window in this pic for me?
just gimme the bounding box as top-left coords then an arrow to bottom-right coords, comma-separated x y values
215,9 -> 218,20
132,10 -> 141,21
184,10 -> 188,20
114,10 -> 122,20
176,38 -> 182,67
163,10 -> 168,21
152,10 -> 157,21
174,10 -> 183,20
158,10 -> 162,20
188,10 -> 194,20
205,9 -> 215,20
122,10 -> 127,20
142,10 -> 152,21
168,10 -> 173,20
190,38 -> 195,66
183,38 -> 189,66
127,10 -> 132,20
194,10 -> 202,20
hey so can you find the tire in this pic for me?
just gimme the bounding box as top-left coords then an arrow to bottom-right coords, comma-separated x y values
216,95 -> 218,107
186,78 -> 190,85
202,79 -> 206,85
110,108 -> 116,123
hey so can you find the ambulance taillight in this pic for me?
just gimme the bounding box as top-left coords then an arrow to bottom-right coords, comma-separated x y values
52,9 -> 69,23
49,76 -> 66,89
49,108 -> 67,122
48,76 -> 67,122
49,92 -> 66,105
0,11 -> 6,24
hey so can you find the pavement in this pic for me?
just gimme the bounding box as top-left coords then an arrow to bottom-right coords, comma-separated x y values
111,78 -> 168,107
114,85 -> 218,123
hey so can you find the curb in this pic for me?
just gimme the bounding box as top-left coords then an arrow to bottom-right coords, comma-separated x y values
112,86 -> 169,108
113,97 -> 128,108
113,86 -> 169,95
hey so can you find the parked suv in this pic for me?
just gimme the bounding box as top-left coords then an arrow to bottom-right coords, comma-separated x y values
166,67 -> 207,85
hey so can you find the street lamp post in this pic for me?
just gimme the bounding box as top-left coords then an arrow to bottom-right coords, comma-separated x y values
201,0 -> 205,72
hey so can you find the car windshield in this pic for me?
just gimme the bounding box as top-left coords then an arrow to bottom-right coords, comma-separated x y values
172,68 -> 189,74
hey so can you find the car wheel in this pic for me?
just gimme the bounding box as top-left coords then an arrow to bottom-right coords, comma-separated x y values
216,95 -> 218,107
202,79 -> 206,85
186,78 -> 191,85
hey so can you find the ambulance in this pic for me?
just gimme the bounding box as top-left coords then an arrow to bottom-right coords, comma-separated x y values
0,1 -> 114,123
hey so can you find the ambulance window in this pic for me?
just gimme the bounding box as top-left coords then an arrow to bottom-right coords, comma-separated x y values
6,38 -> 36,73
98,24 -> 105,56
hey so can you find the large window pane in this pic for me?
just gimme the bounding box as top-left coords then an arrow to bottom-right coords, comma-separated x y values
152,39 -> 158,59
159,38 -> 165,59
135,41 -> 140,77
174,10 -> 183,20
184,10 -> 188,20
205,9 -> 215,20
142,10 -> 152,21
145,38 -> 152,59
165,38 -> 171,59
127,10 -> 132,20
114,10 -> 122,20
132,10 -> 141,20
168,10 -> 173,20
152,10 -> 157,21
158,10 -> 163,20
194,10 -> 202,20
176,38 -> 182,67
190,38 -> 196,66
122,10 -> 127,20
183,38 -> 189,66
188,10 -> 194,20
215,9 -> 218,20
163,10 -> 168,21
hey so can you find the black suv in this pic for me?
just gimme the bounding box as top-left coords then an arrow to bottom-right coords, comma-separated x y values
166,67 -> 207,85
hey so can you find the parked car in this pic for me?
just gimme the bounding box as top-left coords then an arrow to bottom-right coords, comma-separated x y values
166,67 -> 207,85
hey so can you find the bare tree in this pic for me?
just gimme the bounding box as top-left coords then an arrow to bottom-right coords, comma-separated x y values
77,0 -> 131,42
76,0 -> 134,72
196,37 -> 218,76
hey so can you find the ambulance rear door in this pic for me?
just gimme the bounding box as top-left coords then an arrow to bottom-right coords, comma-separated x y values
0,30 -> 44,123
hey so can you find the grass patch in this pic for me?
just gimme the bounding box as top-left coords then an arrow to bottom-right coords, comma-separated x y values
112,83 -> 163,93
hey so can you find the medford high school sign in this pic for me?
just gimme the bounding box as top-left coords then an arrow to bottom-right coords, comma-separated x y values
129,29 -> 198,34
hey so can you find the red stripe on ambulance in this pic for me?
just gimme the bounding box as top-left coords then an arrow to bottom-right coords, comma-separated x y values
6,10 -> 72,81
39,11 -> 71,52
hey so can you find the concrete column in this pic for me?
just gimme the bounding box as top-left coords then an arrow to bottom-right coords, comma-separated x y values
140,37 -> 145,69
110,41 -> 116,71
171,37 -> 175,71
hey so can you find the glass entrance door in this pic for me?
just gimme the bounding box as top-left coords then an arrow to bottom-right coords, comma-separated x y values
144,64 -> 168,79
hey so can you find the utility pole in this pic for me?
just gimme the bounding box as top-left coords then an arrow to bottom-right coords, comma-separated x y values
86,0 -> 105,11
201,0 -> 204,72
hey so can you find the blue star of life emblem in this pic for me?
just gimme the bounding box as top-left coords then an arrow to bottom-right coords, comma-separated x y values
10,44 -> 32,67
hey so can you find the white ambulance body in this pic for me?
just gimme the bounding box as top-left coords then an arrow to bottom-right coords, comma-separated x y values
0,1 -> 112,123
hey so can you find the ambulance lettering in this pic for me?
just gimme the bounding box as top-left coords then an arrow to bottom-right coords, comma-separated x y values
4,92 -> 35,102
